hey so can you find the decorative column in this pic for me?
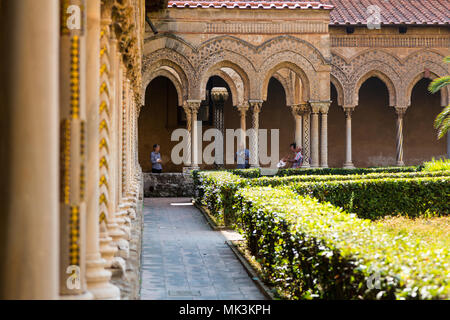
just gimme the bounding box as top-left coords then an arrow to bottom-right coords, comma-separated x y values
183,100 -> 201,171
58,0 -> 92,300
189,100 -> 201,169
85,0 -> 120,299
211,87 -> 229,167
182,102 -> 192,168
395,107 -> 407,166
343,106 -> 356,168
249,100 -> 263,167
290,104 -> 303,148
300,104 -> 311,167
98,1 -> 124,267
319,102 -> 331,168
309,102 -> 321,168
237,102 -> 249,149
0,0 -> 59,300
106,24 -> 126,242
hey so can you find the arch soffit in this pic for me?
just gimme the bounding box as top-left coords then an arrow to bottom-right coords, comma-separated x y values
353,69 -> 398,107
406,68 -> 450,107
272,72 -> 294,106
208,70 -> 240,107
330,74 -> 345,107
144,69 -> 185,107
142,52 -> 193,99
260,56 -> 314,102
198,60 -> 251,103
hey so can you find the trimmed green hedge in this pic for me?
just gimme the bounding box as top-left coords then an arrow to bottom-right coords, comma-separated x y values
192,171 -> 245,225
275,166 -> 422,177
290,176 -> 450,220
230,166 -> 422,178
252,170 -> 450,187
229,168 -> 261,178
193,170 -> 450,223
233,187 -> 450,299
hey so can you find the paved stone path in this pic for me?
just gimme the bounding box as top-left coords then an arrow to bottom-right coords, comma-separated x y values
140,198 -> 267,300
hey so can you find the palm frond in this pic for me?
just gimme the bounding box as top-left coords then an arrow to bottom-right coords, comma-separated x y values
437,118 -> 450,139
428,76 -> 450,94
434,105 -> 450,139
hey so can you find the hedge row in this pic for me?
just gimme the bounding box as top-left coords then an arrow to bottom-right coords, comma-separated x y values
193,171 -> 450,223
252,170 -> 450,187
290,176 -> 450,220
233,187 -> 450,299
192,171 -> 245,225
231,166 -> 422,178
275,166 -> 422,177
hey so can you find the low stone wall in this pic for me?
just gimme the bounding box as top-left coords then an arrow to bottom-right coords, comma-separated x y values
143,173 -> 194,198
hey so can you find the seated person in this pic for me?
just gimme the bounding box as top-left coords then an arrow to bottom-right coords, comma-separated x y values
283,143 -> 303,168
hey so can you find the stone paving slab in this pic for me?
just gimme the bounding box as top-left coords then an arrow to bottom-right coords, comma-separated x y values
140,198 -> 267,300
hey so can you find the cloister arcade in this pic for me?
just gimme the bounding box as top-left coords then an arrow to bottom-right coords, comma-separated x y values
0,0 -> 448,300
140,5 -> 449,172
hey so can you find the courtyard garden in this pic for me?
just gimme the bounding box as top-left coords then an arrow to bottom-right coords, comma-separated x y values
192,160 -> 450,300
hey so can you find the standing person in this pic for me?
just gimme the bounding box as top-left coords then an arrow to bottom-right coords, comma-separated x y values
235,144 -> 250,169
151,144 -> 163,173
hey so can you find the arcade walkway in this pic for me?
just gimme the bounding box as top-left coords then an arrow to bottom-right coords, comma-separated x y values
140,198 -> 266,300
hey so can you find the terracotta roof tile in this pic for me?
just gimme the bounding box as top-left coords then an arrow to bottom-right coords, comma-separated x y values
167,0 -> 450,25
167,1 -> 333,10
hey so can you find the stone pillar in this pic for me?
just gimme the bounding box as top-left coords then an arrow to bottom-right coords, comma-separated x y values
185,100 -> 201,169
85,0 -> 120,299
211,88 -> 229,167
98,2 -> 122,265
182,102 -> 192,168
249,101 -> 263,167
319,102 -> 330,168
107,33 -> 125,241
290,104 -> 303,148
237,102 -> 249,149
309,102 -> 321,168
395,107 -> 407,166
300,105 -> 311,167
121,77 -> 129,196
58,0 -> 92,299
0,0 -> 59,300
343,106 -> 356,168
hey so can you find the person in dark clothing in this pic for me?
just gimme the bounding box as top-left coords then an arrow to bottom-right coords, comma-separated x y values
151,144 -> 162,173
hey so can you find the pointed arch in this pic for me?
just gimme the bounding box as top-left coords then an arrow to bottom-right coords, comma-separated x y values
354,70 -> 398,107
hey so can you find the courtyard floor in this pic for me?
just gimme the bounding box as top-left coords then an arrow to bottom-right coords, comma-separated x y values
140,198 -> 267,300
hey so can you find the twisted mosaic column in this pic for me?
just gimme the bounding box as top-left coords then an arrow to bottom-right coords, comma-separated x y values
300,104 -> 311,167
395,107 -> 407,166
249,101 -> 263,167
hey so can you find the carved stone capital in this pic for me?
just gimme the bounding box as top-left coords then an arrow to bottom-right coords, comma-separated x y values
237,101 -> 249,114
309,101 -> 331,114
343,106 -> 355,119
289,104 -> 302,117
185,100 -> 201,114
249,100 -> 263,114
395,107 -> 408,118
211,87 -> 229,104
112,0 -> 142,102
101,0 -> 115,24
